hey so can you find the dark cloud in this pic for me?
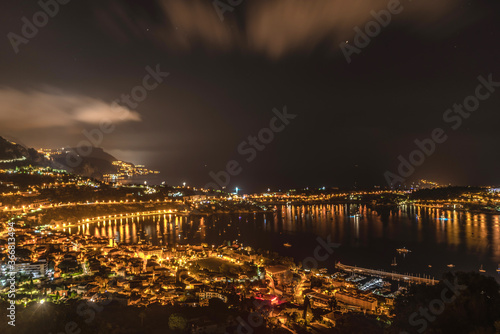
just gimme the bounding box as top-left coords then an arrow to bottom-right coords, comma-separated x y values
0,88 -> 140,130
93,0 -> 464,58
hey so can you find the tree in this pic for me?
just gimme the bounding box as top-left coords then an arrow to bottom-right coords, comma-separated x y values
168,313 -> 187,331
27,275 -> 35,299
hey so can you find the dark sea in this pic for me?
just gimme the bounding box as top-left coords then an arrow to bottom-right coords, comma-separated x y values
69,204 -> 500,282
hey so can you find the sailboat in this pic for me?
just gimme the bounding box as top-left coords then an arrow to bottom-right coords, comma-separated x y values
479,265 -> 486,273
391,257 -> 397,266
396,247 -> 411,254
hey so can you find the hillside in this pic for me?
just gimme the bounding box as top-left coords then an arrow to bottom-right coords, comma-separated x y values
0,136 -> 118,179
0,136 -> 150,180
50,147 -> 120,179
0,136 -> 51,168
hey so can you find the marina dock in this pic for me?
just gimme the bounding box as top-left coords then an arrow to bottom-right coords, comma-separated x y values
336,262 -> 438,285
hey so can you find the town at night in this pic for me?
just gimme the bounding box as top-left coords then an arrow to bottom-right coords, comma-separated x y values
1,0 -> 500,333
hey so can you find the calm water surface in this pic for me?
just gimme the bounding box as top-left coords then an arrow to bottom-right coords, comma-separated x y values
69,204 -> 500,281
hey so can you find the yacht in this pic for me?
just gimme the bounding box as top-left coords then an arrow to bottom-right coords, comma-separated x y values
447,264 -> 455,268
283,243 -> 292,248
396,247 -> 411,254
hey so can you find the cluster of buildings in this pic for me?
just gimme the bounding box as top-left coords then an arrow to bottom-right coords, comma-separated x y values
0,217 -> 399,332
103,161 -> 160,182
246,189 -> 407,205
36,148 -> 69,159
0,229 -> 250,308
410,188 -> 500,211
35,147 -> 160,181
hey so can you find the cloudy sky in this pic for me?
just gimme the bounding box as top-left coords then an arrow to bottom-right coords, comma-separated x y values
0,0 -> 499,190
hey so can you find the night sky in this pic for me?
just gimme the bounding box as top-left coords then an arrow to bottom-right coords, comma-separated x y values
0,0 -> 499,191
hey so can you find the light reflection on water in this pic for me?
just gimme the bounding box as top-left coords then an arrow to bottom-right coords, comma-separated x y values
69,204 -> 500,280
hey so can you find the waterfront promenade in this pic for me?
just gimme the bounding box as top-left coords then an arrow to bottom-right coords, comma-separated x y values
53,209 -> 188,230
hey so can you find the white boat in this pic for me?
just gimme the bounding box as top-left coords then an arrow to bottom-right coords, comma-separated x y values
447,264 -> 455,268
397,247 -> 411,253
283,243 -> 292,248
479,265 -> 486,273
497,264 -> 500,273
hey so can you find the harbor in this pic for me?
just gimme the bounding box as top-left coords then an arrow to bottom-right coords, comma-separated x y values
336,262 -> 438,285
